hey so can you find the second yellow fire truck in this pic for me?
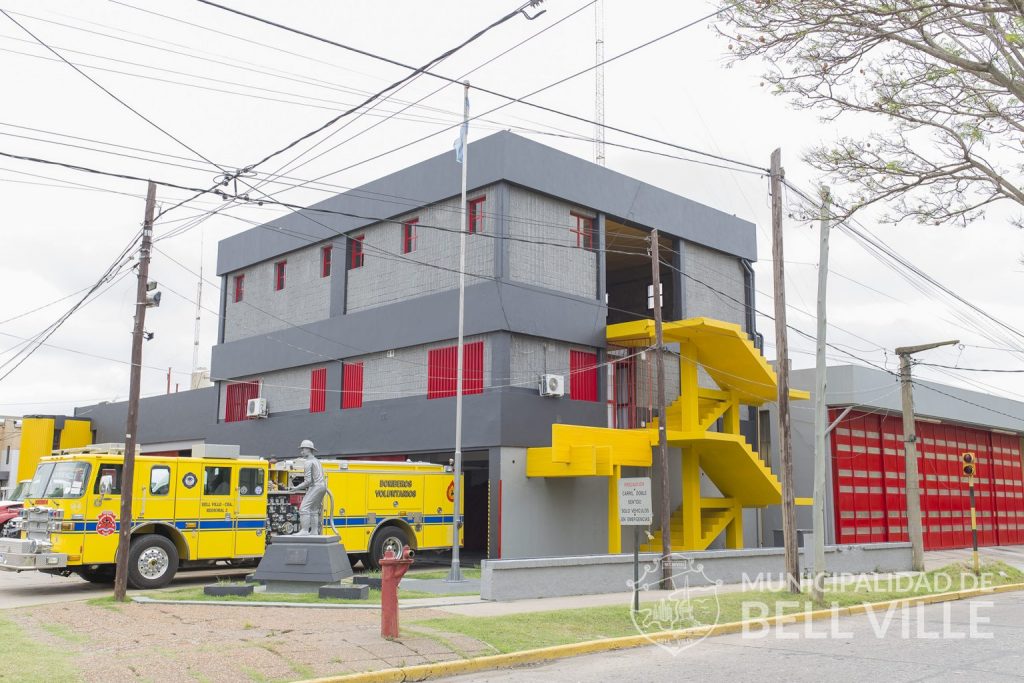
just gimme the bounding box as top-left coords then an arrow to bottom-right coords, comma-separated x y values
0,445 -> 462,588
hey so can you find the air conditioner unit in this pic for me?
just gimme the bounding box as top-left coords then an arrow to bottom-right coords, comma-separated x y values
246,398 -> 268,419
539,374 -> 565,397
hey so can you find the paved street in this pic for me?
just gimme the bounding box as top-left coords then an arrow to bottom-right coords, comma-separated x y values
0,565 -> 249,608
446,591 -> 1024,682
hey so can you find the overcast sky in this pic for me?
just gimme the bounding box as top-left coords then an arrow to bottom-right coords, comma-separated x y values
0,0 -> 1022,420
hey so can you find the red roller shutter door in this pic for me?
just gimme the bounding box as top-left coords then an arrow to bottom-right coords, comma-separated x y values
224,381 -> 260,423
832,409 -> 1024,550
342,362 -> 364,409
427,341 -> 483,399
569,350 -> 598,402
309,367 -> 327,413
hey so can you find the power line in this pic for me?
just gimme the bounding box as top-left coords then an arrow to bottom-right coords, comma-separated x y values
915,362 -> 1024,374
197,0 -> 763,176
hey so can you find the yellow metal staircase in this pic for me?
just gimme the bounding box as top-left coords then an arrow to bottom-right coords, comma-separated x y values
526,317 -> 809,554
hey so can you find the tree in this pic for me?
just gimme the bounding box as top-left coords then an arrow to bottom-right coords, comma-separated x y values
720,1 -> 1024,226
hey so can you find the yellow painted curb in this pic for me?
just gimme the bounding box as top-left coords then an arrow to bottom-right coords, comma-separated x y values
303,581 -> 1024,683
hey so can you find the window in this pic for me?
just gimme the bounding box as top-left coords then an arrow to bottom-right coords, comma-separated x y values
238,468 -> 265,496
402,219 -> 418,254
427,341 -> 484,399
321,245 -> 332,277
310,367 -> 327,413
31,461 -> 91,499
233,274 -> 244,303
203,466 -> 231,496
224,380 -> 260,423
150,466 -> 170,496
274,260 -> 286,291
342,361 -> 364,409
468,196 -> 485,234
349,235 -> 365,269
93,464 -> 123,495
647,283 -> 663,310
570,212 -> 595,250
569,350 -> 598,401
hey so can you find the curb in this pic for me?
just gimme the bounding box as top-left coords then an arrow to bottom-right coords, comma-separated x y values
131,596 -> 482,610
301,581 -> 1024,683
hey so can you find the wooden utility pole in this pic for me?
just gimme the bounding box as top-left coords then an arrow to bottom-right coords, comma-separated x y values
113,181 -> 157,602
896,339 -> 958,572
650,229 -> 673,590
811,186 -> 831,605
770,149 -> 799,593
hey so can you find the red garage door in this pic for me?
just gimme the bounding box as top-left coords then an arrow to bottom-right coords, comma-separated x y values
831,409 -> 1024,550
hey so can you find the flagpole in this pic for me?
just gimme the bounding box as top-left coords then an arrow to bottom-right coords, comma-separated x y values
447,80 -> 470,583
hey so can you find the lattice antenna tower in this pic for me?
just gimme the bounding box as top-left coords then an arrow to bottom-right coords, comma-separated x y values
594,0 -> 606,166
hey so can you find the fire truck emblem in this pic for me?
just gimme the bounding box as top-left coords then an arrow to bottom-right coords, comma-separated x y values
96,511 -> 117,536
182,472 -> 197,489
446,481 -> 455,502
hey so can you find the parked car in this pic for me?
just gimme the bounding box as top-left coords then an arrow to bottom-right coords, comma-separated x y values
0,480 -> 30,538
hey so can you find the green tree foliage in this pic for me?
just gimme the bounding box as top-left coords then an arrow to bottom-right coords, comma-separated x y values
720,1 -> 1024,225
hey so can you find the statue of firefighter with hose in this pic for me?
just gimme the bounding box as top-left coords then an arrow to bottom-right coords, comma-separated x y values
291,439 -> 327,535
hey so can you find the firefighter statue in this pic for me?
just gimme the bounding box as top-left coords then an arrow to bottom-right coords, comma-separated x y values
292,439 -> 327,535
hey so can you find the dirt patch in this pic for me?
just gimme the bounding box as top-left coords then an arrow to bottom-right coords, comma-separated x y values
7,601 -> 490,682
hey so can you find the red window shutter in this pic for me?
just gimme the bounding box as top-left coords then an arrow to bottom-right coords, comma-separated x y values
569,350 -> 598,401
310,367 -> 327,413
570,213 -> 594,250
342,362 -> 363,409
274,261 -> 286,290
468,196 -> 485,234
402,219 -> 418,253
225,380 -> 260,422
321,246 -> 332,277
349,235 -> 365,269
463,341 -> 484,395
429,341 -> 484,399
233,274 -> 244,303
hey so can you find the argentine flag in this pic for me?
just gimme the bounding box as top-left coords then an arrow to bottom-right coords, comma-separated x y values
453,92 -> 469,163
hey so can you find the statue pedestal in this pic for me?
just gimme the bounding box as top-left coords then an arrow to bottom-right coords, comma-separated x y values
253,535 -> 352,593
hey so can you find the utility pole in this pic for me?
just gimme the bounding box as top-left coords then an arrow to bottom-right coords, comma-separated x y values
650,229 -> 673,590
811,186 -> 831,605
770,149 -> 799,593
896,339 -> 958,572
114,181 -> 157,602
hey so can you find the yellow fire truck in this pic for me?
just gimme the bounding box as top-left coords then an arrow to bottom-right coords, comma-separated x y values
0,445 -> 462,588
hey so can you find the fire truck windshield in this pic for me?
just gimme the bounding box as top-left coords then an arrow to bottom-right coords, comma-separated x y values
27,462 -> 91,499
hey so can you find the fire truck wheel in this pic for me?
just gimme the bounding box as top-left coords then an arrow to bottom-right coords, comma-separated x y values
76,564 -> 116,584
368,527 -> 408,570
127,535 -> 179,589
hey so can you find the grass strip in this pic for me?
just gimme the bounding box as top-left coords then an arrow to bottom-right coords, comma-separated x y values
411,561 -> 1023,654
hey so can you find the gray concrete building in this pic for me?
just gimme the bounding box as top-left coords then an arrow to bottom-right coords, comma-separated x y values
77,132 -> 761,559
760,364 -> 1024,551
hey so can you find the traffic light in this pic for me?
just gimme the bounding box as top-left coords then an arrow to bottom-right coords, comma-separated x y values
962,452 -> 976,477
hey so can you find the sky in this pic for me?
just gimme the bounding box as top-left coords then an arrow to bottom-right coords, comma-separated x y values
0,0 -> 1022,419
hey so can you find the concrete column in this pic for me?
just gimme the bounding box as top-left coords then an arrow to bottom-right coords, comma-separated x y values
487,446 -> 503,558
673,237 -> 687,320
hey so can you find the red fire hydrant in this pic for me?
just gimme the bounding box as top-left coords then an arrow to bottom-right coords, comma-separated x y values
380,545 -> 414,639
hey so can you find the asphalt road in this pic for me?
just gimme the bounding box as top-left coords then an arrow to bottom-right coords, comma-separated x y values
446,591 -> 1024,682
0,565 -> 250,609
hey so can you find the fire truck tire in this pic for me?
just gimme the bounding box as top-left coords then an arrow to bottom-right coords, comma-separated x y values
76,564 -> 116,584
127,535 -> 179,589
368,527 -> 408,570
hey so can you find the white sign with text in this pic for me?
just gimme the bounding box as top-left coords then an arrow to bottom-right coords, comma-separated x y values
618,477 -> 653,525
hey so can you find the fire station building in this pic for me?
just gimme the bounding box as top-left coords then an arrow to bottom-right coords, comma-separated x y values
76,132 -> 762,561
762,364 -> 1024,551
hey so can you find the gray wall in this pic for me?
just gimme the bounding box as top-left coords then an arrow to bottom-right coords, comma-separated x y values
346,185 -> 497,313
223,241 -> 332,342
684,240 -> 748,328
506,186 -> 598,300
498,447 -> 610,558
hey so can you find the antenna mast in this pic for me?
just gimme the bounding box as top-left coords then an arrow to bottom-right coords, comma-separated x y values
594,0 -> 606,166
